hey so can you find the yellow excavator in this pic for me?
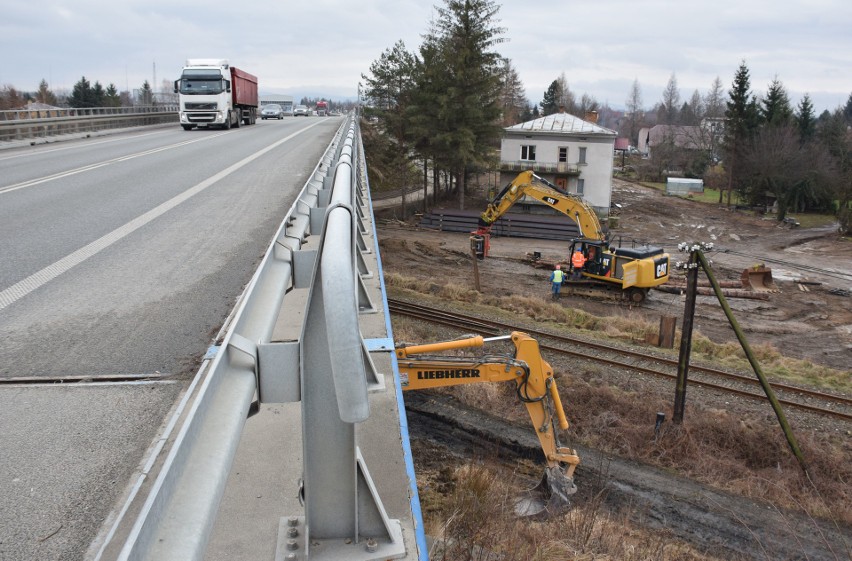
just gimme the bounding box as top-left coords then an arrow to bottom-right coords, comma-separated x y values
395,331 -> 579,517
475,170 -> 670,303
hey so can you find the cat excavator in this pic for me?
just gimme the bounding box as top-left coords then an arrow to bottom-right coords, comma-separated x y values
474,170 -> 670,303
396,331 -> 579,517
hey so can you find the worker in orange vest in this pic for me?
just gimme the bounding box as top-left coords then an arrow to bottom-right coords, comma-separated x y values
571,250 -> 586,280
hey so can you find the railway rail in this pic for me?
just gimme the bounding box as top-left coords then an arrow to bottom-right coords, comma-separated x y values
388,298 -> 852,422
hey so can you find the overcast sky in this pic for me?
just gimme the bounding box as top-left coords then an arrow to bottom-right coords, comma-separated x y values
3,0 -> 850,113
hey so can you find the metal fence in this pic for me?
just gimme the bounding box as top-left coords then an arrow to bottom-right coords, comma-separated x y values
0,106 -> 178,143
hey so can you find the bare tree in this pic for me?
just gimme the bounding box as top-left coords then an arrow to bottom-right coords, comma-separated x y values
556,72 -> 577,114
625,78 -> 643,145
743,126 -> 830,220
660,73 -> 681,124
498,58 -> 528,126
704,76 -> 725,119
682,89 -> 704,125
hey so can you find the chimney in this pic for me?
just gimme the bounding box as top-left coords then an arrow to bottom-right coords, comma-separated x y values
584,110 -> 599,123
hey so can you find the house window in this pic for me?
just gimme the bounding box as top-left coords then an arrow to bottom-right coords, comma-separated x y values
577,178 -> 585,195
578,147 -> 587,164
520,145 -> 536,161
558,147 -> 568,163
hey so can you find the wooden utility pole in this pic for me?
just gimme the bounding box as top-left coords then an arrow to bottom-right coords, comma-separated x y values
670,242 -> 808,475
673,246 -> 699,424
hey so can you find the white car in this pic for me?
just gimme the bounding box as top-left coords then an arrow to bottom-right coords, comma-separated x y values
293,105 -> 309,116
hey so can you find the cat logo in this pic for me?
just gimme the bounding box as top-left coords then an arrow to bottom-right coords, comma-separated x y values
543,196 -> 558,205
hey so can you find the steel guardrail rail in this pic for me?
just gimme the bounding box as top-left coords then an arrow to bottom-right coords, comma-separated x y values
103,114 -> 414,561
0,106 -> 178,142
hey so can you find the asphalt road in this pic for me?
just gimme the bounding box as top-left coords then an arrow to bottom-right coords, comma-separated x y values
0,118 -> 343,561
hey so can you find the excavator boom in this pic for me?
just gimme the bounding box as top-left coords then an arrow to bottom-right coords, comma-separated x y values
478,170 -> 605,241
396,331 -> 579,515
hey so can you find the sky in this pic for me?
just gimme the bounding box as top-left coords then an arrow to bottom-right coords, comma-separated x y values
3,0 -> 851,114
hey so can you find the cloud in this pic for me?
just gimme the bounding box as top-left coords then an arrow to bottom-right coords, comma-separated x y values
2,0 -> 850,112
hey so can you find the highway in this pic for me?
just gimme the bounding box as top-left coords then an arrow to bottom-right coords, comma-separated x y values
0,118 -> 344,561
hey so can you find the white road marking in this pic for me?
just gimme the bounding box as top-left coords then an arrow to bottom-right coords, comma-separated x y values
0,130 -> 169,162
0,121 -> 324,312
0,133 -> 227,195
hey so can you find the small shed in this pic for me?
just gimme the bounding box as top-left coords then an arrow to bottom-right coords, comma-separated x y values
666,178 -> 704,195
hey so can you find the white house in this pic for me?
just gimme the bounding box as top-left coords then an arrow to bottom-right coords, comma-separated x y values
500,111 -> 617,215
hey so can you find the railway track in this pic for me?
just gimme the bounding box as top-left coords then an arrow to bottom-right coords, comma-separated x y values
388,298 -> 852,422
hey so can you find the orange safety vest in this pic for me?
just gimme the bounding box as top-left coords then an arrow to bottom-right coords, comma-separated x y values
571,251 -> 586,268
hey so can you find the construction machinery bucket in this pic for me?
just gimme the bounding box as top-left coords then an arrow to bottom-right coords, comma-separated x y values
513,466 -> 576,518
741,265 -> 779,292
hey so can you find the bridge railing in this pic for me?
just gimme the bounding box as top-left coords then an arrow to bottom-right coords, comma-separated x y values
0,106 -> 178,142
106,114 -> 419,561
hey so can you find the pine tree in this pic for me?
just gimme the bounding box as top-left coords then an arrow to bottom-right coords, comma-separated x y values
724,61 -> 758,205
36,79 -> 57,105
105,84 -> 121,107
844,92 -> 852,125
427,0 -> 505,210
69,76 -> 95,108
795,94 -> 816,145
362,40 -> 418,215
761,77 -> 792,127
540,80 -> 560,116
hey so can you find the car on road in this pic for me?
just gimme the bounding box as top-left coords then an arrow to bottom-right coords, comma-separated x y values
261,104 -> 284,120
293,105 -> 309,117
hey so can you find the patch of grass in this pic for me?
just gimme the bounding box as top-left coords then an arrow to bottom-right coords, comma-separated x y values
421,461 -> 745,561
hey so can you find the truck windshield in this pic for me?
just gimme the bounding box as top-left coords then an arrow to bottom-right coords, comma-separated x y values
178,69 -> 225,95
177,78 -> 225,95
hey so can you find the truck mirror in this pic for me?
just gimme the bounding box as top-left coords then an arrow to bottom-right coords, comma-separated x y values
173,80 -> 178,94
224,79 -> 231,93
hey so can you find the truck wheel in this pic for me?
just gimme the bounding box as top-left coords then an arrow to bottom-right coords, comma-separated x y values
223,112 -> 231,130
233,111 -> 241,128
181,125 -> 194,131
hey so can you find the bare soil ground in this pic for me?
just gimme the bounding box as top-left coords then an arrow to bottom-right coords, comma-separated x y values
378,178 -> 852,371
375,178 -> 852,560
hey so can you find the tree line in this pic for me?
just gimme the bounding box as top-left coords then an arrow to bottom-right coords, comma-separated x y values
361,0 -> 851,233
0,77 -> 159,110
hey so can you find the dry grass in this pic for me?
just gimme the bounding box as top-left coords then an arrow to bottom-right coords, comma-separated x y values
420,462 -> 740,561
389,277 -> 852,554
384,272 -> 852,393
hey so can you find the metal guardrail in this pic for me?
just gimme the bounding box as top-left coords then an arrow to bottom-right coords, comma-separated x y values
0,106 -> 178,142
111,115 -> 410,561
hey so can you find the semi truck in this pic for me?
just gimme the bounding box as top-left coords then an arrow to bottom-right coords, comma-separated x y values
174,59 -> 258,130
315,100 -> 328,116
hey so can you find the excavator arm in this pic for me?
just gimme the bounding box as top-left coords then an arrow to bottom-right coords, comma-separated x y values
477,170 -> 606,242
395,331 -> 579,514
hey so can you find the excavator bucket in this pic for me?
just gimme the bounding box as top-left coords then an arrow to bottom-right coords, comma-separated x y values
513,466 -> 577,518
741,265 -> 780,292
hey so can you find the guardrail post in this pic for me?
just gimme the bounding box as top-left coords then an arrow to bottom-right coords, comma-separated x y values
280,131 -> 404,559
